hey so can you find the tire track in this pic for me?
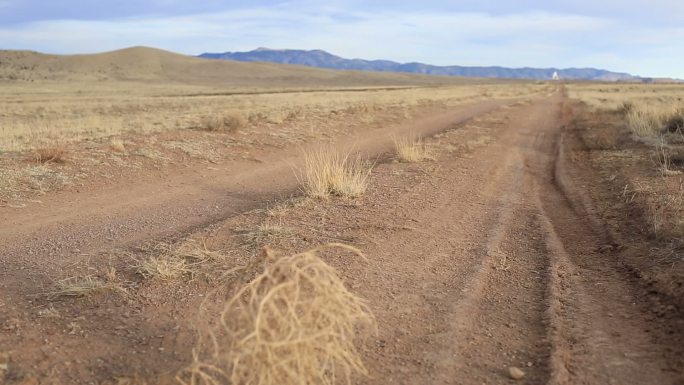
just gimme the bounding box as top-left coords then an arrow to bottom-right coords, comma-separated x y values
356,96 -> 564,384
444,95 -> 564,384
530,98 -> 681,384
356,133 -> 530,385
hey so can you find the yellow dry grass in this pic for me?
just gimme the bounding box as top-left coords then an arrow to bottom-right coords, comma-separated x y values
136,239 -> 231,281
567,83 -> 684,112
110,138 -> 126,153
627,104 -> 684,137
48,274 -> 127,299
568,83 -> 684,138
394,135 -> 433,162
301,149 -> 371,199
178,243 -> 375,385
198,113 -> 246,132
137,255 -> 189,280
238,223 -> 294,248
0,80 -> 548,152
32,146 -> 67,163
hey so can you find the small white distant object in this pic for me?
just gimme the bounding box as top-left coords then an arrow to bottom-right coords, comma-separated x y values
552,71 -> 560,81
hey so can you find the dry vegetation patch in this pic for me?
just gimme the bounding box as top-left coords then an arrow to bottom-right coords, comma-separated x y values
198,113 -> 246,133
179,244 -> 375,385
565,86 -> 684,307
137,255 -> 190,280
569,85 -> 684,241
109,138 -> 126,153
627,104 -> 684,137
393,135 -> 433,162
32,146 -> 67,163
301,149 -> 372,199
0,165 -> 71,205
135,239 -> 232,281
0,81 -> 547,152
48,273 -> 127,299
237,223 -> 294,249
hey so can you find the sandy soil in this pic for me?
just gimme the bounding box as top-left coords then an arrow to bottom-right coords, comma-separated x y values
0,93 -> 681,385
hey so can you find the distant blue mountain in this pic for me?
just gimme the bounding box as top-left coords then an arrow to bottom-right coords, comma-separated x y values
199,48 -> 639,81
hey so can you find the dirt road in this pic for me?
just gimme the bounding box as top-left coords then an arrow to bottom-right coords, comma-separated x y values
339,93 -> 682,385
1,94 -> 681,384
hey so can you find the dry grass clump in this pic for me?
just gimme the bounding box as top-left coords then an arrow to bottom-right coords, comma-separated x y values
137,255 -> 189,280
393,135 -> 433,162
48,274 -> 127,299
136,239 -> 228,280
199,113 -> 246,133
238,223 -> 293,248
109,138 -> 126,153
301,149 -> 372,199
179,243 -> 375,385
644,183 -> 684,238
652,138 -> 683,177
32,146 -> 67,163
627,104 -> 684,137
174,239 -> 228,264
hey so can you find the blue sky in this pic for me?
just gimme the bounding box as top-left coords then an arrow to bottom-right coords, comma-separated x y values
0,1 -> 682,78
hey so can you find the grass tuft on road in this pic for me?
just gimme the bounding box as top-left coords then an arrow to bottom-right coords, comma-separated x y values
301,149 -> 371,199
394,135 -> 433,162
48,274 -> 127,299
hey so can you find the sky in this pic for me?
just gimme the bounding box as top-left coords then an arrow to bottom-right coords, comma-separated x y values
0,1 -> 682,78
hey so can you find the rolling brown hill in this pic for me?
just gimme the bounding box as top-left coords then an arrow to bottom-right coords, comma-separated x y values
0,46 -> 493,89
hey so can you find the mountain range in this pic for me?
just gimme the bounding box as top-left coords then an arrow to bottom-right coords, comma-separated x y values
199,48 -> 642,82
1,46 -> 483,88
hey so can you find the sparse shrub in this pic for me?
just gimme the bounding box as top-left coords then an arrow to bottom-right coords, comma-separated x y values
109,138 -> 126,153
199,113 -> 245,132
301,149 -> 371,199
178,244 -> 375,385
394,135 -> 433,162
32,146 -> 66,163
628,104 -> 684,137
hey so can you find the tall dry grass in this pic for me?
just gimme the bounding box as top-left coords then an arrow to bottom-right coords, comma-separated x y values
179,244 -> 375,385
393,135 -> 433,162
627,103 -> 684,137
301,149 -> 371,199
